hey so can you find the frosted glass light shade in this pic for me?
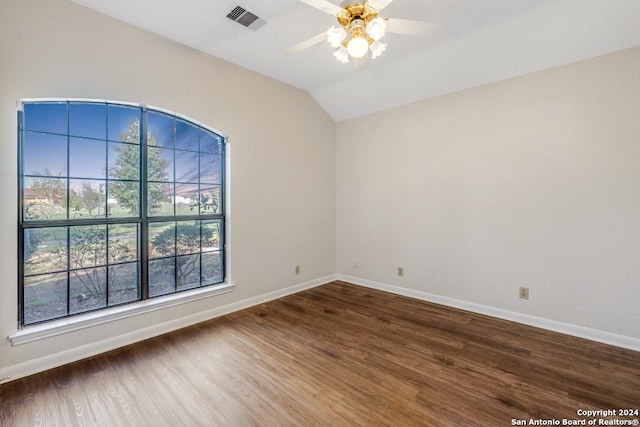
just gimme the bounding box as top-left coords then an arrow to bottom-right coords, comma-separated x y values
365,17 -> 386,41
370,40 -> 386,58
333,46 -> 349,63
347,36 -> 369,58
326,26 -> 347,48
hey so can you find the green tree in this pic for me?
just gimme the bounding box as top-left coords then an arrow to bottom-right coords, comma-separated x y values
109,120 -> 169,215
152,223 -> 218,285
70,182 -> 105,217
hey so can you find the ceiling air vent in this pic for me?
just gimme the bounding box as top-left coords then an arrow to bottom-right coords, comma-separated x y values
226,5 -> 267,31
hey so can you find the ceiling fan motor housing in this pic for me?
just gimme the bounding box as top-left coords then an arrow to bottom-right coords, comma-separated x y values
337,2 -> 379,30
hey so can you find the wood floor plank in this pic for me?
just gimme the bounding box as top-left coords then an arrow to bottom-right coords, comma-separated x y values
1,281 -> 639,426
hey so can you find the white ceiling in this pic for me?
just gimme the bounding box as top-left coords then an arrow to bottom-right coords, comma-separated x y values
68,0 -> 640,121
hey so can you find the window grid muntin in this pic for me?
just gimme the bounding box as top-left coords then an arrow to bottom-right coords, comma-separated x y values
19,100 -> 225,326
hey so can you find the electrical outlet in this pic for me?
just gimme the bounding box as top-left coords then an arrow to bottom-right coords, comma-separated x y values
519,287 -> 529,300
295,265 -> 300,275
397,267 -> 404,277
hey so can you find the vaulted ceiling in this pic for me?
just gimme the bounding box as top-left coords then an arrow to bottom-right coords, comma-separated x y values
68,0 -> 640,121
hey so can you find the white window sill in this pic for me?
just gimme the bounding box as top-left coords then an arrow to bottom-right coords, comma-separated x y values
8,283 -> 235,346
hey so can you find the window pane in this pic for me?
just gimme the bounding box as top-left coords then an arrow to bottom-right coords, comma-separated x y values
69,103 -> 106,140
176,120 -> 199,151
108,181 -> 139,218
108,262 -> 140,305
108,105 -> 140,142
148,146 -> 173,182
24,227 -> 68,276
149,258 -> 175,297
199,185 -> 221,214
175,150 -> 198,183
24,103 -> 67,135
69,180 -> 106,218
149,222 -> 175,258
175,184 -> 199,216
200,153 -> 221,184
70,225 -> 107,269
201,251 -> 223,284
176,221 -> 200,255
24,272 -> 68,324
202,220 -> 222,251
69,267 -> 107,314
23,132 -> 67,177
176,254 -> 200,290
108,142 -> 139,180
108,224 -> 138,263
24,177 -> 67,221
147,182 -> 172,216
147,112 -> 174,148
69,137 -> 106,179
200,130 -> 221,154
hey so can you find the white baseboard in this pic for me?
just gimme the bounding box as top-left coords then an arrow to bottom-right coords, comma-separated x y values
0,275 -> 336,385
337,274 -> 640,352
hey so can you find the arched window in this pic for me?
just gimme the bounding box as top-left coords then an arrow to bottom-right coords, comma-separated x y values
18,100 -> 226,325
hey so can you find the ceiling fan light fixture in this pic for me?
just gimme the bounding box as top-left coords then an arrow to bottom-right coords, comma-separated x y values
288,0 -> 448,68
369,40 -> 386,58
333,45 -> 350,63
365,17 -> 386,40
326,26 -> 347,48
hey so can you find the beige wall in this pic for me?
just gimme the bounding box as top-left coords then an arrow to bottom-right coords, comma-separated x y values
0,0 -> 335,375
337,47 -> 640,339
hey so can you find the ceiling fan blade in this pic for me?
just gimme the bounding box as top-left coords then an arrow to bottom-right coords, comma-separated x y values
283,32 -> 327,56
300,0 -> 344,16
385,19 -> 447,37
367,0 -> 396,11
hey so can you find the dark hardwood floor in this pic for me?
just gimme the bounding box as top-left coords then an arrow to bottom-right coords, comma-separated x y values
1,281 -> 639,426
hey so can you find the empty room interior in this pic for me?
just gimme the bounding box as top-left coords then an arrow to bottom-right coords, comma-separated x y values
1,0 -> 639,425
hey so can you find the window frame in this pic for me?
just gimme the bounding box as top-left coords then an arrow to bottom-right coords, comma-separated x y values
17,99 -> 227,327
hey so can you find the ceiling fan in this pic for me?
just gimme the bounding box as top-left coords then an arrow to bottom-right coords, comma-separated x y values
284,0 -> 447,64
